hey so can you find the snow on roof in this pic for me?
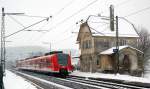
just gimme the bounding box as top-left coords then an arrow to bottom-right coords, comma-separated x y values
87,16 -> 139,37
100,45 -> 143,55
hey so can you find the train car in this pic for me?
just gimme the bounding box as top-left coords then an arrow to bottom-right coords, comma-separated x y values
16,52 -> 73,75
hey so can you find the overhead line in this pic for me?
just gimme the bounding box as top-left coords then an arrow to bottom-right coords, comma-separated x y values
5,18 -> 48,38
54,0 -> 75,16
28,21 -> 50,44
37,0 -> 106,43
47,0 -> 99,31
115,0 -> 131,7
124,5 -> 150,17
36,23 -> 76,44
50,25 -> 77,44
16,14 -> 49,18
89,27 -> 105,36
7,15 -> 50,31
54,35 -> 74,44
56,24 -> 75,36
7,15 -> 49,33
99,0 -> 131,12
88,21 -> 109,24
7,15 -> 25,27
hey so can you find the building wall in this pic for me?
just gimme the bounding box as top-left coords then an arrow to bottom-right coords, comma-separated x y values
99,48 -> 142,76
78,25 -> 139,73
79,25 -> 97,72
100,55 -> 113,71
120,48 -> 138,71
80,54 -> 97,72
94,36 -> 138,51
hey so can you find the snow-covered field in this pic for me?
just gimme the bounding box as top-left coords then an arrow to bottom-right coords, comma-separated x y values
3,70 -> 37,89
71,70 -> 150,83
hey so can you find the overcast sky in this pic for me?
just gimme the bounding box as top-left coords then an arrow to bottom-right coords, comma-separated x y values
0,0 -> 150,50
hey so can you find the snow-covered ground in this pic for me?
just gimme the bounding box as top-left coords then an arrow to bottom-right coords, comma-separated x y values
3,69 -> 150,89
145,61 -> 150,79
145,72 -> 150,79
3,70 -> 37,89
71,70 -> 150,83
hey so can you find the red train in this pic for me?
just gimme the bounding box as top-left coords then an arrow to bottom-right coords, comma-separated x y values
16,51 -> 74,75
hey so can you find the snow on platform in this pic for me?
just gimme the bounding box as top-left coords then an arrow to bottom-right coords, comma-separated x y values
71,70 -> 150,83
3,70 -> 37,89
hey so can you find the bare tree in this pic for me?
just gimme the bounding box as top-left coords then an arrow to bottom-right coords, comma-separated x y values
137,27 -> 150,75
138,28 -> 150,52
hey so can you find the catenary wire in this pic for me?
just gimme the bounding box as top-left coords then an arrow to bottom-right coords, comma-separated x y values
54,0 -> 75,16
124,5 -> 150,17
15,14 -> 48,19
46,0 -> 99,32
36,0 -> 99,45
7,15 -> 25,27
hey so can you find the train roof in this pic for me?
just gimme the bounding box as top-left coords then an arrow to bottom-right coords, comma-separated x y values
44,51 -> 63,55
18,52 -> 69,62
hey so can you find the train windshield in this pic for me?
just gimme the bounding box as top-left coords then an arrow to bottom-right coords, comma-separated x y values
57,53 -> 68,66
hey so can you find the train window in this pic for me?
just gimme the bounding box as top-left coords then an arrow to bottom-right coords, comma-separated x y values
57,53 -> 68,66
40,59 -> 44,68
46,58 -> 51,66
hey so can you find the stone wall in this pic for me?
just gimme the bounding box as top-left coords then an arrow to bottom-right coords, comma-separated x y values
80,54 -> 98,72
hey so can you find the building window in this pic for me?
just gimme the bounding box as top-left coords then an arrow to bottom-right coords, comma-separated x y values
85,41 -> 88,49
95,41 -> 103,48
97,59 -> 99,65
87,40 -> 92,48
103,39 -> 109,48
82,40 -> 92,49
119,39 -> 127,46
82,41 -> 85,49
95,39 -> 110,49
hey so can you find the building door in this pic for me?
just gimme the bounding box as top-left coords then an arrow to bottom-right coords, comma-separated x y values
122,55 -> 130,73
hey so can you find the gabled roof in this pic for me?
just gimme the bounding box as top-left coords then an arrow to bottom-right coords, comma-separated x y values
77,16 -> 139,42
100,45 -> 143,55
88,16 -> 139,37
77,22 -> 92,42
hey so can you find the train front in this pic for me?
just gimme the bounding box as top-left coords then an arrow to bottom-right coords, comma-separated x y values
57,53 -> 73,76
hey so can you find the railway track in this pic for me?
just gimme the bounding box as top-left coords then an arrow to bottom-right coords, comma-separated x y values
11,70 -> 107,89
11,69 -> 150,89
66,76 -> 149,89
11,70 -> 72,89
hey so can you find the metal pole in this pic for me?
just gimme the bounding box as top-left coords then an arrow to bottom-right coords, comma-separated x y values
3,10 -> 6,75
0,7 -> 5,89
116,16 -> 119,73
110,5 -> 114,31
